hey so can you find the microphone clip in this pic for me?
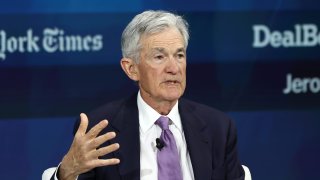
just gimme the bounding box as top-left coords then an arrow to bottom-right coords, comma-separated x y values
156,138 -> 164,151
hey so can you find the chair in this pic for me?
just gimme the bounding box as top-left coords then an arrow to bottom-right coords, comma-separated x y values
242,165 -> 252,180
42,165 -> 252,180
42,167 -> 56,180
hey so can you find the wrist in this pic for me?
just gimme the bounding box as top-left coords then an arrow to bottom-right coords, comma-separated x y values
58,156 -> 78,180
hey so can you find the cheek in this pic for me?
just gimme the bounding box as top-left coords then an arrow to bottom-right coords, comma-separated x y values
180,64 -> 187,79
138,66 -> 160,86
144,65 -> 163,80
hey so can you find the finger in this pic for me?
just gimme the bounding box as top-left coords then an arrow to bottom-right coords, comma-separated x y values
89,132 -> 116,149
86,119 -> 109,139
94,143 -> 120,158
75,113 -> 89,136
77,158 -> 120,175
92,158 -> 120,168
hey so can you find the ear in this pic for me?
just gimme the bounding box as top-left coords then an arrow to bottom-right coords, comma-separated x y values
120,58 -> 139,81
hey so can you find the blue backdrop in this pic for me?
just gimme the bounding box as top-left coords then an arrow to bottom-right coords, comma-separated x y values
1,0 -> 319,179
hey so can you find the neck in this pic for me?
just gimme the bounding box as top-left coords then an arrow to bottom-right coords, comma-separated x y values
140,92 -> 177,115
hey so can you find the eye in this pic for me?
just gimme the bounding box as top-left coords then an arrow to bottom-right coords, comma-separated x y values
177,53 -> 185,59
154,55 -> 164,60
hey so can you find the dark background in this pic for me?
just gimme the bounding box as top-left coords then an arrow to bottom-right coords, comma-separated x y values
0,0 -> 319,179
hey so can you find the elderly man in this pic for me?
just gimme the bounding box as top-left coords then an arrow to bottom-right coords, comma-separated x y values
51,10 -> 244,180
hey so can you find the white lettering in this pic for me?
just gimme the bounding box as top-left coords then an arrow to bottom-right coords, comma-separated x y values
7,37 -> 18,53
0,28 -> 103,60
0,30 -> 6,60
283,73 -> 320,94
310,78 -> 320,93
42,28 -> 103,53
0,29 -> 40,60
295,25 -> 302,45
42,28 -> 59,53
253,24 -> 320,48
65,35 -> 83,51
282,31 -> 294,47
252,25 -> 270,48
27,29 -> 40,52
92,35 -> 103,51
270,31 -> 282,48
303,24 -> 318,46
83,36 -> 92,51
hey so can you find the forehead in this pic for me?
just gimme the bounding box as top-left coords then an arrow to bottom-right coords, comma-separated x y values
140,27 -> 185,50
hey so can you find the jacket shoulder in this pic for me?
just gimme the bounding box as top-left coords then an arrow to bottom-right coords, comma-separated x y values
72,94 -> 136,134
179,98 -> 234,131
180,98 -> 231,121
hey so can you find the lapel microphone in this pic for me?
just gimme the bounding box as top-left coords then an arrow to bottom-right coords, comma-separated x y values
156,138 -> 165,150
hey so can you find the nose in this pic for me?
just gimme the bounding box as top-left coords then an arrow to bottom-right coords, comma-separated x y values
165,56 -> 179,74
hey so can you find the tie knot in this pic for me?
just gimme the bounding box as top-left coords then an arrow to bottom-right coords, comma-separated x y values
156,116 -> 170,130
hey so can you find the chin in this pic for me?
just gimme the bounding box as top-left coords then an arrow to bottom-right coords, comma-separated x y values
163,91 -> 183,101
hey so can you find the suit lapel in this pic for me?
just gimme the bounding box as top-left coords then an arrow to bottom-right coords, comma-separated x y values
179,99 -> 212,180
107,96 -> 213,180
111,95 -> 140,180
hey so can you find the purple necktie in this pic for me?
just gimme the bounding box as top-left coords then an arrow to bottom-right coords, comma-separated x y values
155,116 -> 183,180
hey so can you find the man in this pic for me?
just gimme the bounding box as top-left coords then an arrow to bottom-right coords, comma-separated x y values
51,10 -> 244,180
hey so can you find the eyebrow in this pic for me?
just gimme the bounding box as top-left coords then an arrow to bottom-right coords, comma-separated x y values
176,47 -> 186,53
152,47 -> 165,53
151,47 -> 186,54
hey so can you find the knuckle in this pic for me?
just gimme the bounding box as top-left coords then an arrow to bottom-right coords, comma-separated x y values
102,134 -> 110,142
84,161 -> 92,168
77,153 -> 86,162
88,130 -> 96,137
97,147 -> 108,157
97,160 -> 105,166
96,148 -> 102,157
74,136 -> 85,146
73,135 -> 81,142
78,144 -> 86,153
83,154 -> 90,161
91,138 -> 99,147
103,147 -> 111,154
98,122 -> 105,129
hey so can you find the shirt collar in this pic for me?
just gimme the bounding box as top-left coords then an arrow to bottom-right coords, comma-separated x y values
137,91 -> 182,134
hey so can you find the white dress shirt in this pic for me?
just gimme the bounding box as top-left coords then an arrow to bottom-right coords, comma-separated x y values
137,92 -> 194,180
53,92 -> 194,180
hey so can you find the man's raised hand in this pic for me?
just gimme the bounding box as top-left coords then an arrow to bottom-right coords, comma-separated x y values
58,113 -> 120,180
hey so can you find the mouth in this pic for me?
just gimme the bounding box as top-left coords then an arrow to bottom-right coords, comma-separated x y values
164,80 -> 180,85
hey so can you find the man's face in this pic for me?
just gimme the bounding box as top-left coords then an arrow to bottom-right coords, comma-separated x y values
136,27 -> 187,104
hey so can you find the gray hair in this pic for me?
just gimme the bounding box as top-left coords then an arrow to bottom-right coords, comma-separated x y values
121,10 -> 189,63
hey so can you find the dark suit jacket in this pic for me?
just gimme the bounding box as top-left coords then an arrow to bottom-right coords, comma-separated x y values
53,94 -> 244,180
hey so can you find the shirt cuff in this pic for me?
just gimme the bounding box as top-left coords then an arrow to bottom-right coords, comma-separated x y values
54,163 -> 78,180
